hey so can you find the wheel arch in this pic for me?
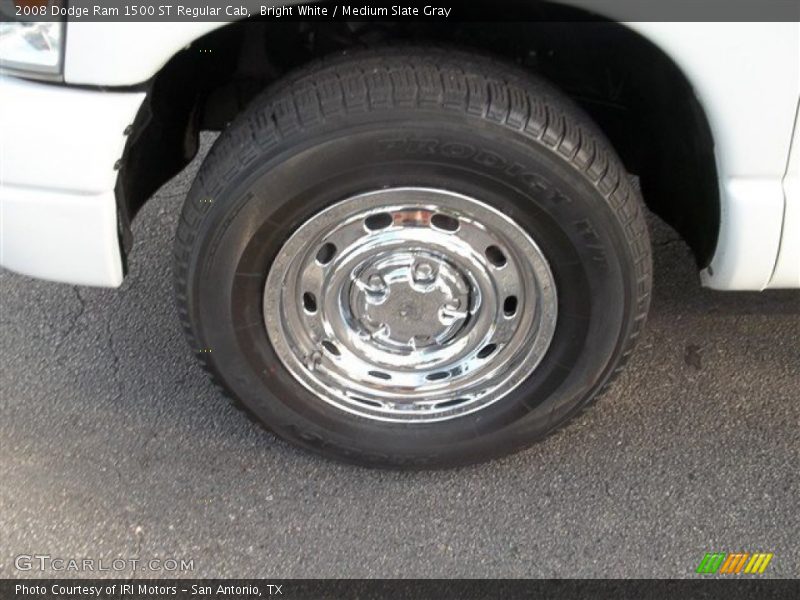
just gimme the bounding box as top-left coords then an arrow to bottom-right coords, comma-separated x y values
110,10 -> 726,270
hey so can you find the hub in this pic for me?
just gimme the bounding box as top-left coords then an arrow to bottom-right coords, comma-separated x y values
350,252 -> 470,351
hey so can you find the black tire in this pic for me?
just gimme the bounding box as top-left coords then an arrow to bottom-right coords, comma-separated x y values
174,47 -> 651,469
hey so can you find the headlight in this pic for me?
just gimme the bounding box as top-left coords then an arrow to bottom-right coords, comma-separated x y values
0,4 -> 64,79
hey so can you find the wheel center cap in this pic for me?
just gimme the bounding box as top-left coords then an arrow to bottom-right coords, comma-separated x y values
350,252 -> 470,350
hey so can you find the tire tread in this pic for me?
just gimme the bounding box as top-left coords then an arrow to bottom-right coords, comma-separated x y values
174,47 -> 652,468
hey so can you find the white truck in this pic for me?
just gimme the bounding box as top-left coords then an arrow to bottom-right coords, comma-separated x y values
1,4 -> 798,467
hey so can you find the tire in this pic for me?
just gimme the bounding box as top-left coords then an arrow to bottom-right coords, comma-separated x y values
174,47 -> 651,469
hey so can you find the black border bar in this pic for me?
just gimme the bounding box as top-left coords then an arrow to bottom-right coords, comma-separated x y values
3,579 -> 800,600
2,0 -> 800,22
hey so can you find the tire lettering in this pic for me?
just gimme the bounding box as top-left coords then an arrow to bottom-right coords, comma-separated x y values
377,137 -> 555,194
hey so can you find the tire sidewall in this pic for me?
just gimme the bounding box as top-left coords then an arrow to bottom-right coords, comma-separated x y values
183,110 -> 635,466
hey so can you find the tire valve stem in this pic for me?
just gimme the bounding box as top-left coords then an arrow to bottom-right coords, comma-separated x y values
306,350 -> 322,371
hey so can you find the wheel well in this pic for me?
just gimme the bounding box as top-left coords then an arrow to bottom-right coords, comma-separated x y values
118,12 -> 719,267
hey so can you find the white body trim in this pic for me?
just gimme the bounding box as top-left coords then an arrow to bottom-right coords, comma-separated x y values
1,187 -> 124,287
626,23 -> 798,290
699,178 -> 785,290
0,76 -> 145,286
770,101 -> 800,288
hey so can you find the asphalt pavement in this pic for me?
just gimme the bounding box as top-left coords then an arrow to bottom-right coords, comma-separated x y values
1,135 -> 798,578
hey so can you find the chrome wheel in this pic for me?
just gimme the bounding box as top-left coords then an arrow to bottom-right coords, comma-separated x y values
263,188 -> 557,422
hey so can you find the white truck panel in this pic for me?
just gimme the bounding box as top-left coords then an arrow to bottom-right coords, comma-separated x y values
0,76 -> 144,286
61,20 -> 800,290
770,102 -> 800,288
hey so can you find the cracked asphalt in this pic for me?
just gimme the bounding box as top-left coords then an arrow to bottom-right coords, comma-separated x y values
1,135 -> 798,578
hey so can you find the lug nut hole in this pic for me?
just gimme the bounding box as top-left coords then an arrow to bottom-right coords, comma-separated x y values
477,344 -> 497,359
364,212 -> 394,231
316,243 -> 337,265
303,292 -> 317,313
435,398 -> 469,409
485,245 -> 507,267
426,371 -> 450,382
352,397 -> 383,408
431,213 -> 459,232
503,296 -> 518,317
322,341 -> 340,356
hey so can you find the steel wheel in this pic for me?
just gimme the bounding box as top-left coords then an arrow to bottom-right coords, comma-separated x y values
263,188 -> 558,422
176,47 -> 651,467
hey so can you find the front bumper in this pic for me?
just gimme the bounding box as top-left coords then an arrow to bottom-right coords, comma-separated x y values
0,75 -> 145,287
